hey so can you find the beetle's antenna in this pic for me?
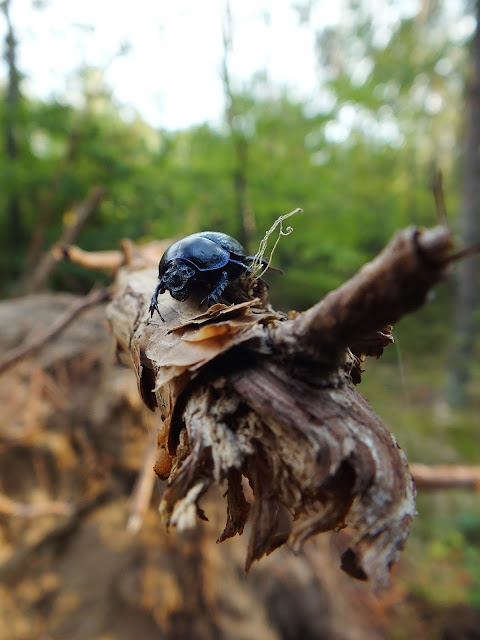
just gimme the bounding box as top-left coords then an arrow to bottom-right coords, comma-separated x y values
250,208 -> 302,279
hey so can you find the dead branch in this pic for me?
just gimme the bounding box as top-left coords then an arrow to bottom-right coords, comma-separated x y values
127,426 -> 159,533
0,287 -> 109,375
58,238 -> 172,273
25,186 -> 106,293
431,169 -> 449,227
410,463 -> 480,490
106,224 -> 456,591
54,245 -> 125,271
274,226 -> 452,364
24,44 -> 130,277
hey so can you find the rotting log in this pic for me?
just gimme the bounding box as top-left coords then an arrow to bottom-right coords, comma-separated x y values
106,225 -> 454,591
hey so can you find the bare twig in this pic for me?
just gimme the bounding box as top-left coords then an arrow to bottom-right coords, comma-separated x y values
446,242 -> 480,263
431,169 -> 449,226
0,287 -> 110,375
411,463 -> 480,491
58,239 -> 172,272
126,426 -> 159,533
275,226 -> 453,364
55,245 -> 126,271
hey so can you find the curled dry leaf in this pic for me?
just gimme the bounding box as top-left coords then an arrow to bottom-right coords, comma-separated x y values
106,225 -> 453,591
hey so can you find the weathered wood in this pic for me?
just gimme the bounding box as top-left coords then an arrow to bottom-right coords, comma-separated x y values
106,224 -> 454,590
2,290 -> 479,637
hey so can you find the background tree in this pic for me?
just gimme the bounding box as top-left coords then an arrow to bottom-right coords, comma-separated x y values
2,0 -> 23,279
446,0 -> 480,407
221,0 -> 255,251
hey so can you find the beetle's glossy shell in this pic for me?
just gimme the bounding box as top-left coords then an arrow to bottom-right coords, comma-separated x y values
196,231 -> 246,257
159,231 -> 247,276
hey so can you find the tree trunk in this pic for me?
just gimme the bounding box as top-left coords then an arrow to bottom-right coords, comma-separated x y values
222,1 -> 255,251
446,0 -> 480,406
2,0 -> 23,263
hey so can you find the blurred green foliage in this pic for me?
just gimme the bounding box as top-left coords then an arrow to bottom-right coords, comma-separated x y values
0,85 -> 459,301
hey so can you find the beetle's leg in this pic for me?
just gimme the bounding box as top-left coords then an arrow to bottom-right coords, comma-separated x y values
149,283 -> 165,320
202,270 -> 229,307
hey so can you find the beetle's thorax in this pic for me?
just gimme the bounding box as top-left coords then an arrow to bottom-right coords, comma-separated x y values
161,261 -> 196,301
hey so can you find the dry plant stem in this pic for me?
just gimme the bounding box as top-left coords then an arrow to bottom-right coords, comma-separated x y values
250,207 -> 302,276
106,224 -> 456,591
0,287 -> 109,375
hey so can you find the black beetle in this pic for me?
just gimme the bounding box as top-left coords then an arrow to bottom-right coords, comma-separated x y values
149,231 -> 262,320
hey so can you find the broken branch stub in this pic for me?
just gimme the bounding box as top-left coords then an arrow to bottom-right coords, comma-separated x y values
106,225 -> 453,590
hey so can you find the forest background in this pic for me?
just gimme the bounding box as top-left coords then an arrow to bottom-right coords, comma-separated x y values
1,0 -> 480,631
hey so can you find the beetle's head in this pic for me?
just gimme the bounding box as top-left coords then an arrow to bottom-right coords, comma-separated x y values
160,261 -> 196,301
